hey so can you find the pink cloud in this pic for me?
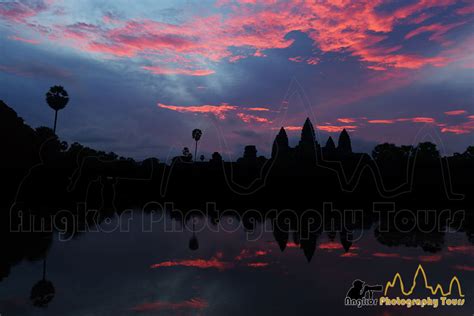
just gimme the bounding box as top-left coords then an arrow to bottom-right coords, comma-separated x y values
157,102 -> 272,122
289,56 -> 304,63
337,118 -> 357,123
8,35 -> 40,44
444,110 -> 467,116
368,117 -> 436,124
367,65 -> 388,71
453,265 -> 474,272
143,66 -> 214,76
247,107 -> 270,112
130,298 -> 208,312
316,125 -> 358,133
408,117 -> 436,123
280,126 -> 301,132
307,56 -> 320,65
0,1 -> 47,23
237,113 -> 270,124
288,56 -> 324,65
4,0 -> 469,77
457,3 -> 474,15
368,119 -> 396,124
157,103 -> 237,119
404,21 -> 467,45
441,120 -> 474,134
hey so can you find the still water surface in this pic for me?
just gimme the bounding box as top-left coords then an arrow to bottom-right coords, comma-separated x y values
1,212 -> 473,316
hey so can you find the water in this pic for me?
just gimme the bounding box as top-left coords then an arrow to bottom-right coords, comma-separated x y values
1,211 -> 473,316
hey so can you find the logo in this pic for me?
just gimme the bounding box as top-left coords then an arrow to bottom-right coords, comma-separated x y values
345,264 -> 465,309
344,279 -> 383,308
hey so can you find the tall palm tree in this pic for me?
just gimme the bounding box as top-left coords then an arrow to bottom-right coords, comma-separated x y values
30,258 -> 55,307
192,129 -> 202,162
189,217 -> 199,251
46,85 -> 69,134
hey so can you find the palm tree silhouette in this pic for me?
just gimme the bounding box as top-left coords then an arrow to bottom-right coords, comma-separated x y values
192,129 -> 202,162
189,217 -> 199,251
46,85 -> 69,134
30,258 -> 55,307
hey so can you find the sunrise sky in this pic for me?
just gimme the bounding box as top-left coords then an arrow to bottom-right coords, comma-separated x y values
1,0 -> 473,160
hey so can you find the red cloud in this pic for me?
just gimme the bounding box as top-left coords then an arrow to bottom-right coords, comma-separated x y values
373,252 -> 400,258
453,265 -> 474,272
340,252 -> 358,258
285,242 -> 300,248
444,110 -> 467,116
418,255 -> 442,262
235,249 -> 269,261
246,262 -> 269,268
318,242 -> 343,250
150,257 -> 234,271
448,245 -> 474,254
130,298 -> 208,312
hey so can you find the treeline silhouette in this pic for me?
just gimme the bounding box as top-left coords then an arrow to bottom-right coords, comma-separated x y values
2,99 -> 473,212
1,98 -> 474,307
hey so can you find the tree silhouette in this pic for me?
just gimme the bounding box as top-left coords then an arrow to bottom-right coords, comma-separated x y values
463,146 -> 474,158
45,86 -> 69,134
192,129 -> 202,162
200,154 -> 205,162
210,152 -> 223,164
189,217 -> 199,251
30,259 -> 55,308
182,147 -> 192,162
415,142 -> 440,160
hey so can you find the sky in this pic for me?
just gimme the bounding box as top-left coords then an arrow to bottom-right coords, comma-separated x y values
1,0 -> 473,160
